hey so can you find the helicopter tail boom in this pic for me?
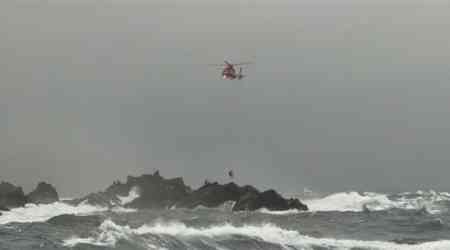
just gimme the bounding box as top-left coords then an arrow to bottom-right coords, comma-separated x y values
237,67 -> 244,80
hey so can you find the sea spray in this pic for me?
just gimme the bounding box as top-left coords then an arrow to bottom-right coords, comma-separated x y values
0,200 -> 136,225
63,219 -> 450,250
303,190 -> 450,213
0,201 -> 107,224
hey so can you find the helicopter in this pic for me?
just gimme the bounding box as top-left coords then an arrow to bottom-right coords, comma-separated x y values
210,60 -> 253,80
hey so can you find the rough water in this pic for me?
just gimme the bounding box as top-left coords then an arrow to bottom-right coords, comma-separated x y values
1,190 -> 450,250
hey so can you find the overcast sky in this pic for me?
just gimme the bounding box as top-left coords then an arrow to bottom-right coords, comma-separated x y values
2,0 -> 450,197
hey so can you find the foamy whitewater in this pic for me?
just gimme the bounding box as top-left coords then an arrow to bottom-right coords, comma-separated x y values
117,186 -> 140,206
1,190 -> 450,250
302,190 -> 450,214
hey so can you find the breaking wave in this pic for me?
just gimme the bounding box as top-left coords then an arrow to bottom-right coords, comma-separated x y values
64,219 -> 450,250
303,190 -> 450,213
4,189 -> 450,250
0,200 -> 134,225
257,208 -> 303,215
0,201 -> 107,224
117,186 -> 140,205
193,200 -> 236,212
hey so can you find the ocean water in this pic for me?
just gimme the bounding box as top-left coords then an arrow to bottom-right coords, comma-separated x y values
1,190 -> 450,250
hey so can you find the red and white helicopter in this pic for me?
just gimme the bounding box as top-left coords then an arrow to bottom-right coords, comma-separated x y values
210,60 -> 253,80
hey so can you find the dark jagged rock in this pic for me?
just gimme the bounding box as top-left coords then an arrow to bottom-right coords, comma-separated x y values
70,172 -> 191,209
176,182 -> 308,212
0,181 -> 27,209
287,198 -> 308,211
233,189 -> 308,211
66,192 -> 120,207
176,182 -> 244,209
125,175 -> 191,209
65,172 -> 307,212
27,182 -> 59,204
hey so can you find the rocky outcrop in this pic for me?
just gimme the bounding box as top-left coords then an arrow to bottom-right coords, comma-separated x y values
124,174 -> 191,209
68,172 -> 308,212
69,171 -> 191,209
0,173 -> 308,213
176,182 -> 308,212
27,182 -> 59,204
0,182 -> 27,209
0,181 -> 60,211
175,182 -> 244,209
66,192 -> 119,207
233,189 -> 308,211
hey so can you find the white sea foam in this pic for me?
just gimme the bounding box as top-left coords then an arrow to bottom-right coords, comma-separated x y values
0,200 -> 138,224
110,206 -> 137,213
117,186 -> 140,205
64,219 -> 450,250
64,219 -> 131,247
302,190 -> 450,213
0,201 -> 107,224
303,191 -> 394,212
193,201 -> 236,212
257,208 -> 303,215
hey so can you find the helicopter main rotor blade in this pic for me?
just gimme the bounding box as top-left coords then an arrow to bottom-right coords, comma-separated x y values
207,61 -> 254,67
207,64 -> 227,66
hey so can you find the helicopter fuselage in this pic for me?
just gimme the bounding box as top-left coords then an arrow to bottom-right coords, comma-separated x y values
222,65 -> 243,80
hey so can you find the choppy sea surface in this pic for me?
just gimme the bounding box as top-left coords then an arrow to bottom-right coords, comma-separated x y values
1,190 -> 450,250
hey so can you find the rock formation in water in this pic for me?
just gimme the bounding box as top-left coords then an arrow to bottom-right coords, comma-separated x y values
233,189 -> 308,211
0,172 -> 308,212
69,172 -> 308,211
27,182 -> 59,204
175,182 -> 255,209
68,171 -> 191,209
176,182 -> 308,211
0,181 -> 27,209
